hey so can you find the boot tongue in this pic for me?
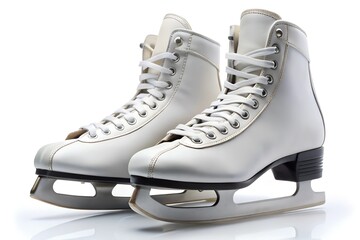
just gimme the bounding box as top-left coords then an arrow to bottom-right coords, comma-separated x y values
152,14 -> 191,57
148,14 -> 191,74
235,9 -> 281,82
237,9 -> 281,54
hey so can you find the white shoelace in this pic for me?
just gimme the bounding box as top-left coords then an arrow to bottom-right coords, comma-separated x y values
83,45 -> 178,138
169,46 -> 278,143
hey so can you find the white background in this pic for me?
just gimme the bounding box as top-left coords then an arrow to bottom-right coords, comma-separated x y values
1,0 -> 358,239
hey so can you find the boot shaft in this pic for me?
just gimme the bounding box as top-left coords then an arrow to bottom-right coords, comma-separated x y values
180,10 -> 325,150
34,14 -> 221,180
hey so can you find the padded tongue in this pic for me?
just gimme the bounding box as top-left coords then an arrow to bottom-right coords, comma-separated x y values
152,14 -> 192,57
148,14 -> 191,75
237,9 -> 281,55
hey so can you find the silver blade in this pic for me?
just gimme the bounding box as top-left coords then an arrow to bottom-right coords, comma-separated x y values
129,180 -> 325,223
30,176 -> 131,210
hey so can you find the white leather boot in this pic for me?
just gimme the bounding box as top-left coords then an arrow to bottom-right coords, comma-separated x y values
30,14 -> 221,209
129,9 -> 326,222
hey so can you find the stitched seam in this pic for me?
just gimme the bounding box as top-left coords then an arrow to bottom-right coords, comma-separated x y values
147,142 -> 180,178
287,41 -> 309,61
276,22 -> 309,62
183,49 -> 219,71
180,35 -> 191,80
275,21 -> 307,36
164,14 -> 192,30
172,29 -> 219,45
186,34 -> 219,70
241,9 -> 281,20
49,140 -> 78,170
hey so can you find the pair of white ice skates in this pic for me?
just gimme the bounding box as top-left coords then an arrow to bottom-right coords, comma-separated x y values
31,9 -> 325,222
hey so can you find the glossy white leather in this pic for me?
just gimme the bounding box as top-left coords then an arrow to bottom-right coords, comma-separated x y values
129,11 -> 325,183
34,14 -> 221,178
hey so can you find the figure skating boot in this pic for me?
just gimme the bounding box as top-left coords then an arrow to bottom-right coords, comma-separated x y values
31,14 -> 221,209
129,9 -> 325,222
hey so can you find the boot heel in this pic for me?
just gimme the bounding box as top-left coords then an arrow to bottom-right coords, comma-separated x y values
272,147 -> 324,182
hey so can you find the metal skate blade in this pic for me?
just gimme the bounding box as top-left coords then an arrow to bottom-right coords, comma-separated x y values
30,176 -> 131,210
151,189 -> 217,207
129,181 -> 325,223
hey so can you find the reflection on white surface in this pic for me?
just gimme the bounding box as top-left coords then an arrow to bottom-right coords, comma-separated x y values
31,209 -> 325,240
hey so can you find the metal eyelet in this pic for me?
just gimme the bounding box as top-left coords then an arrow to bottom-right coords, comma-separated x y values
266,74 -> 274,84
241,110 -> 249,120
252,99 -> 259,109
88,133 -> 97,139
169,68 -> 176,76
139,43 -> 144,49
139,111 -> 147,118
273,44 -> 280,54
150,103 -> 158,110
173,53 -> 180,62
231,120 -> 240,129
272,60 -> 278,70
103,129 -> 111,135
206,132 -> 217,140
261,89 -> 268,98
166,81 -> 173,89
276,28 -> 283,38
127,118 -> 137,125
174,36 -> 183,46
220,127 -> 228,135
228,36 -> 234,41
191,138 -> 203,144
116,124 -> 124,131
158,94 -> 165,101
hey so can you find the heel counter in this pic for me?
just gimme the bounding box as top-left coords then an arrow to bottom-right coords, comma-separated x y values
283,21 -> 325,147
309,66 -> 326,146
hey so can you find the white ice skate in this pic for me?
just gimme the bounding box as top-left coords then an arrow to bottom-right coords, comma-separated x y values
129,9 -> 326,222
30,14 -> 221,209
